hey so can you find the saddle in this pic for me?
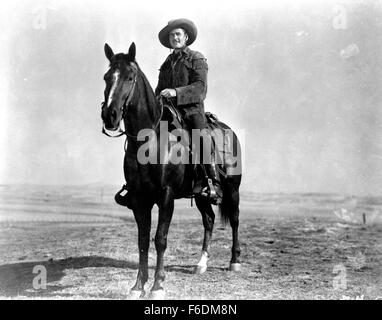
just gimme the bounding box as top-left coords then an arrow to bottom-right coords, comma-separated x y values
162,103 -> 221,152
162,103 -> 223,138
161,104 -> 232,197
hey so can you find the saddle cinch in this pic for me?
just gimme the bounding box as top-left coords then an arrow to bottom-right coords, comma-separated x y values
161,103 -> 232,197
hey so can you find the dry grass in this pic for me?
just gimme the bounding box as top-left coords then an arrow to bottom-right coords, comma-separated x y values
0,185 -> 381,300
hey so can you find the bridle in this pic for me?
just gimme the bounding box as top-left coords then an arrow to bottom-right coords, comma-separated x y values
101,64 -> 164,141
101,74 -> 137,138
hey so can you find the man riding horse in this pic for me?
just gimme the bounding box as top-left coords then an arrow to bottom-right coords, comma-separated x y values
116,18 -> 223,207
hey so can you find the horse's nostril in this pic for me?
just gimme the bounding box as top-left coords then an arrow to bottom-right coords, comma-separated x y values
112,109 -> 117,118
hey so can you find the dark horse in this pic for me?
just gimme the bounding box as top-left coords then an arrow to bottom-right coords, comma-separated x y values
101,42 -> 242,299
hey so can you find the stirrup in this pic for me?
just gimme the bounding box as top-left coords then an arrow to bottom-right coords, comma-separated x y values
202,179 -> 222,205
115,184 -> 133,208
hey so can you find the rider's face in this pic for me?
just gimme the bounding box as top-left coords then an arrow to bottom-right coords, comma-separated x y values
169,28 -> 188,50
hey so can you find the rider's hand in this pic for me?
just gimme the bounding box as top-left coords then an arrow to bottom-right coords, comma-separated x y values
160,89 -> 177,98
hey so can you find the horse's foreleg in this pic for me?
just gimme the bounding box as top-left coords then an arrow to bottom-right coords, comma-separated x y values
131,202 -> 152,297
150,187 -> 174,298
228,189 -> 241,272
194,195 -> 215,274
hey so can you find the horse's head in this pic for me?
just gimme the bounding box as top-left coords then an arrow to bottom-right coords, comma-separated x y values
101,42 -> 138,131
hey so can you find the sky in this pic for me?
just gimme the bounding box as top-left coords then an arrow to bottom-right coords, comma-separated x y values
1,0 -> 381,195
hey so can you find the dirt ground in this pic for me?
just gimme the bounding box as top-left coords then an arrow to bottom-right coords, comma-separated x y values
0,185 -> 381,300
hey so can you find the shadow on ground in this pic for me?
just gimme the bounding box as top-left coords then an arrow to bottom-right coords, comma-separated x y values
0,256 -> 138,297
165,264 -> 227,274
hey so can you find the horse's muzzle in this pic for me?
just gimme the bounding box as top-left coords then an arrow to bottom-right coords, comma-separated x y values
101,105 -> 119,129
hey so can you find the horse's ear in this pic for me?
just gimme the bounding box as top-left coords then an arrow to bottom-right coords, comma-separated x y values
128,42 -> 136,61
104,43 -> 114,61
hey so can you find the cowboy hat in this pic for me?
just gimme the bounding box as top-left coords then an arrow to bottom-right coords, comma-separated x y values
158,18 -> 197,49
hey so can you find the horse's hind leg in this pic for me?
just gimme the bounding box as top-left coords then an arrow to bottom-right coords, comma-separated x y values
221,178 -> 241,271
194,195 -> 215,274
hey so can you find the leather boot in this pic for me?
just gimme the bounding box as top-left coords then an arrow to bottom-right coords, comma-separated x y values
203,163 -> 223,205
114,184 -> 133,210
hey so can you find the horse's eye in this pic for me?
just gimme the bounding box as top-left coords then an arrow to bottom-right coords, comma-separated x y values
128,77 -> 134,81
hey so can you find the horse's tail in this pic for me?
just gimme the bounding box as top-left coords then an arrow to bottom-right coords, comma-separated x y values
209,118 -> 241,227
218,202 -> 230,226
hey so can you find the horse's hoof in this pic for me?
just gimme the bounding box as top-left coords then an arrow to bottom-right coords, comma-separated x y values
129,290 -> 145,299
149,289 -> 165,300
229,263 -> 241,272
194,265 -> 207,274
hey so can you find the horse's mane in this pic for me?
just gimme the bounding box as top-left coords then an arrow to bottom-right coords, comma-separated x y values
135,63 -> 159,111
